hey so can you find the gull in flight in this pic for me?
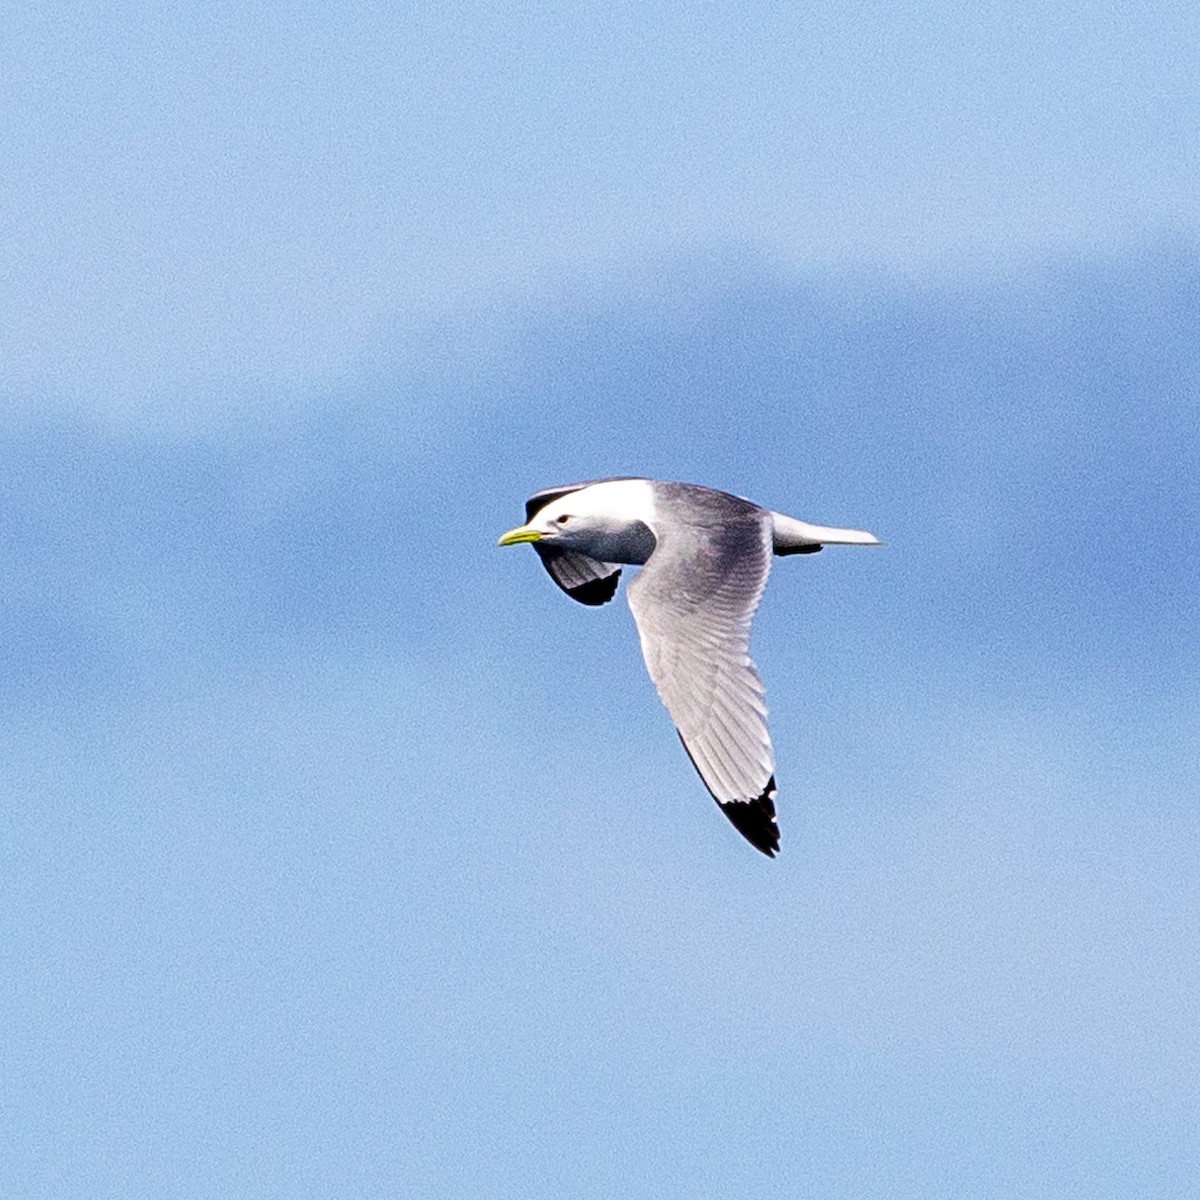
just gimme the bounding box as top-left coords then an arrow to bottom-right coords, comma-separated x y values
498,479 -> 880,856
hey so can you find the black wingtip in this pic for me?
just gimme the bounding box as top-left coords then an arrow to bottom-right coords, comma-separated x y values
565,570 -> 621,606
718,777 -> 780,857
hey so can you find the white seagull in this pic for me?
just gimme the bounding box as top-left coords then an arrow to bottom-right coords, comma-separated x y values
498,479 -> 880,856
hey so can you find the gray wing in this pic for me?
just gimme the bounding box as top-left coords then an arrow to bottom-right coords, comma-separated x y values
533,546 -> 622,606
626,489 -> 779,855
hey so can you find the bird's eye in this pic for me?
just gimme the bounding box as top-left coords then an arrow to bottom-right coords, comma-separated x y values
555,514 -> 571,525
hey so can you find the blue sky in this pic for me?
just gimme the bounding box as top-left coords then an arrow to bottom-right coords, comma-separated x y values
3,4 -> 1199,1198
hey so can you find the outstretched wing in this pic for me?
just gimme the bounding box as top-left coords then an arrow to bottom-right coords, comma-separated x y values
533,546 -> 622,606
626,488 -> 779,855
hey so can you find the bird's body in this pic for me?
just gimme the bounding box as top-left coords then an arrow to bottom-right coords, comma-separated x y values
498,479 -> 879,856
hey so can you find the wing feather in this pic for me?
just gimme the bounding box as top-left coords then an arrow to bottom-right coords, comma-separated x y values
626,487 -> 780,854
533,546 -> 622,606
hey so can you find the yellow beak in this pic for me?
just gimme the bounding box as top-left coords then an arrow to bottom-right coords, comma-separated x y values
497,525 -> 543,547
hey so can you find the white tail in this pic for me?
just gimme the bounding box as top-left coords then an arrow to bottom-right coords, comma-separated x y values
770,511 -> 882,555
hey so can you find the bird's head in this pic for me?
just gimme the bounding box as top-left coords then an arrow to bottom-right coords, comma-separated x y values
497,479 -> 658,565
